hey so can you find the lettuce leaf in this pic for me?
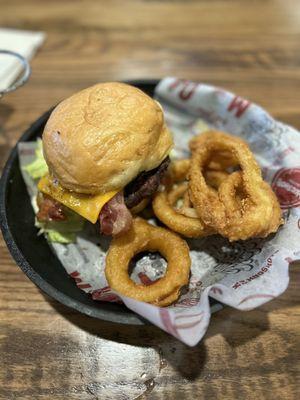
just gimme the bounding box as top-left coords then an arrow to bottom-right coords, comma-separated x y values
47,230 -> 77,244
23,139 -> 48,179
35,209 -> 85,244
24,139 -> 85,243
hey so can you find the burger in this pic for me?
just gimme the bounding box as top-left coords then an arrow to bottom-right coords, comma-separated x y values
36,82 -> 173,236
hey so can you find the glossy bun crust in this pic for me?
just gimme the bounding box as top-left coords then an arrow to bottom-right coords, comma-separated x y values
42,82 -> 173,194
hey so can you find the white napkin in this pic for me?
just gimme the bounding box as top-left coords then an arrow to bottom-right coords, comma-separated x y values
0,28 -> 45,91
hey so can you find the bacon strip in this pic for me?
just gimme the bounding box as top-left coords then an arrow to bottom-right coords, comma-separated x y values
99,192 -> 132,236
36,193 -> 66,222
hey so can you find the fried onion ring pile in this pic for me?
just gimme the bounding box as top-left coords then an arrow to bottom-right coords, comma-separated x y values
105,130 -> 283,307
152,155 -> 231,238
189,131 -> 283,241
153,130 -> 282,241
105,218 -> 191,306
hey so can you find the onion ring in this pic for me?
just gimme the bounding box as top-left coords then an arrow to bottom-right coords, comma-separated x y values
182,189 -> 192,208
189,132 -> 282,241
155,290 -> 181,307
159,159 -> 188,188
153,158 -> 230,237
189,130 -> 239,170
205,170 -> 229,190
167,183 -> 199,218
105,218 -> 191,306
153,160 -> 214,238
218,171 -> 283,239
153,190 -> 212,238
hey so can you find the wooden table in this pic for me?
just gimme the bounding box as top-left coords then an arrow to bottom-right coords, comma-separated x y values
0,1 -> 299,399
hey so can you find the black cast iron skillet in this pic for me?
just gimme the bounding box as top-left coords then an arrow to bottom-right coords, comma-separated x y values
0,80 -> 161,325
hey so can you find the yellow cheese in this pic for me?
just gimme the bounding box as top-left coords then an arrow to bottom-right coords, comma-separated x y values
38,174 -> 117,223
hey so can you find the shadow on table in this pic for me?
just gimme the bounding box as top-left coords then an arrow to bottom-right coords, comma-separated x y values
45,294 -> 270,381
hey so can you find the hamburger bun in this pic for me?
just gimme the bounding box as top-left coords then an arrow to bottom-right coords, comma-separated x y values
42,82 -> 173,194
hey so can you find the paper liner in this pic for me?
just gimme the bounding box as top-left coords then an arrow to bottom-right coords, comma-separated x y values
18,77 -> 300,346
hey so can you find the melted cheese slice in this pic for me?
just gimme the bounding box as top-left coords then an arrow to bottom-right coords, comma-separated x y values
38,174 -> 117,223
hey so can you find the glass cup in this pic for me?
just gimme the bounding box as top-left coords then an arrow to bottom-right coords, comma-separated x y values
0,50 -> 31,98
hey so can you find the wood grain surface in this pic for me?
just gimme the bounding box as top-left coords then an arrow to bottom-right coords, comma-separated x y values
0,1 -> 299,399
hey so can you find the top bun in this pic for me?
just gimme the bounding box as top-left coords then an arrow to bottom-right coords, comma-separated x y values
42,82 -> 173,194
